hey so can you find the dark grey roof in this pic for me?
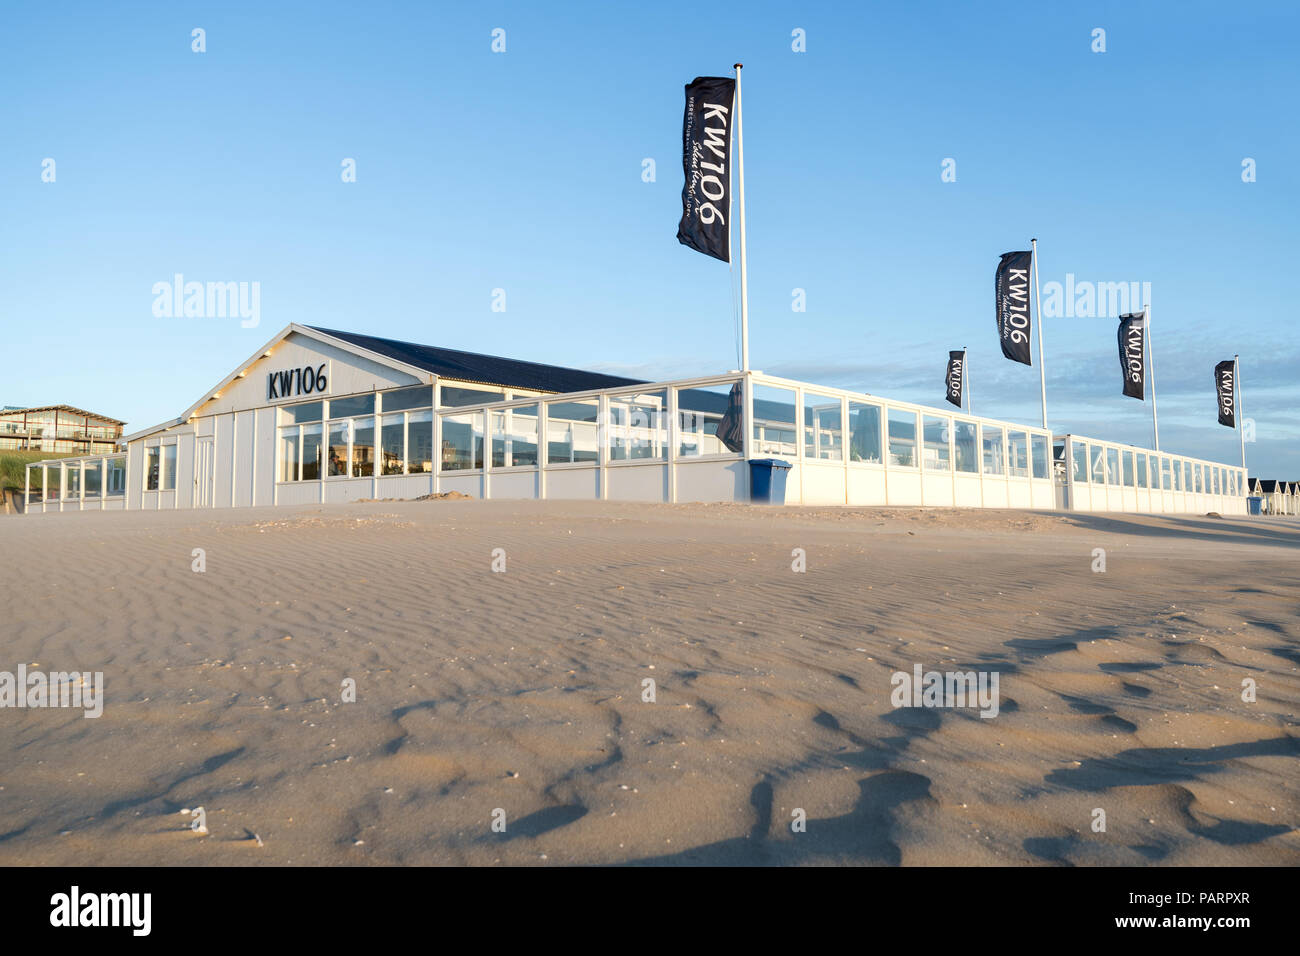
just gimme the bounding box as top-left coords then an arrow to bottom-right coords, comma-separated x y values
309,327 -> 645,394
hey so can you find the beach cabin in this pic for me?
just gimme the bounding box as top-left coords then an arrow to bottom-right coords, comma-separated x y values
22,325 -> 1245,517
25,324 -> 1058,512
1249,479 -> 1286,515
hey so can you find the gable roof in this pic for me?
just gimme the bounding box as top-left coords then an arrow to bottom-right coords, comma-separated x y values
0,404 -> 125,425
123,323 -> 651,445
308,327 -> 644,394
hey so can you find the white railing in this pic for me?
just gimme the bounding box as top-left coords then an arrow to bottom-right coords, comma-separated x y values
1055,434 -> 1246,515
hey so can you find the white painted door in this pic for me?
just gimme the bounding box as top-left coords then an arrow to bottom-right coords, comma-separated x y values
196,437 -> 215,508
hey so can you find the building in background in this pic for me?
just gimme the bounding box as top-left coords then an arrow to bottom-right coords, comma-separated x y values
0,405 -> 124,455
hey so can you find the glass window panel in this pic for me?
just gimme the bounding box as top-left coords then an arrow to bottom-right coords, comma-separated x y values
493,404 -> 539,468
1183,462 -> 1192,490
440,411 -> 484,471
608,391 -> 668,461
848,402 -> 882,464
146,447 -> 160,491
327,421 -> 350,476
923,416 -> 951,471
1106,447 -> 1120,486
511,405 -> 539,467
954,421 -> 977,474
1135,453 -> 1147,488
66,463 -> 81,497
1033,435 -> 1050,479
407,410 -> 433,474
1072,441 -> 1088,483
1008,431 -> 1029,478
440,385 -> 504,408
330,394 -> 375,419
1194,465 -> 1204,493
1123,450 -> 1135,487
280,401 -> 322,424
381,385 -> 433,413
752,385 -> 797,457
351,417 -> 375,477
1159,457 -> 1171,490
982,425 -> 1004,476
302,423 -> 323,480
803,392 -> 843,461
280,426 -> 301,481
1172,460 -> 1182,492
887,408 -> 918,468
85,460 -> 102,496
107,458 -> 126,496
547,398 -> 601,464
1090,444 -> 1105,484
676,383 -> 742,457
380,413 -> 405,475
162,445 -> 177,491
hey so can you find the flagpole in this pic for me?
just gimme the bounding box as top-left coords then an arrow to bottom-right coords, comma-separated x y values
964,347 -> 971,414
1146,301 -> 1160,451
1031,238 -> 1046,429
734,62 -> 749,373
1235,354 -> 1246,472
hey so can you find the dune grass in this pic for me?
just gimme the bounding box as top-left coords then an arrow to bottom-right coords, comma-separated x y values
0,450 -> 75,492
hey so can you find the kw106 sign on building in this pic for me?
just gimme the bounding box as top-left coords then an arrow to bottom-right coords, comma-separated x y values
267,362 -> 330,401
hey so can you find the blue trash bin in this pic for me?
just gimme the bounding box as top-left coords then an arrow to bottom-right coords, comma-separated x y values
749,458 -> 792,504
1247,496 -> 1263,516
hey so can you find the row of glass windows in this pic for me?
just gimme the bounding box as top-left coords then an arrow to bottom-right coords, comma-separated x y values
275,383 -> 538,427
278,383 -> 742,480
276,381 -> 1058,480
27,458 -> 127,501
1062,441 -> 1241,495
750,385 -> 1050,478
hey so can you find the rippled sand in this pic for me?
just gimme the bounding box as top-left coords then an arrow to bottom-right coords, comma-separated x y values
1,501 -> 1296,865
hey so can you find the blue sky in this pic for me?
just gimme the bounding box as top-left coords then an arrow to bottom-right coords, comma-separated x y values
3,0 -> 1297,475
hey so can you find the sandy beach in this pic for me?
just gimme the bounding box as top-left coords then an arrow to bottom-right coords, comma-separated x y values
0,500 -> 1296,866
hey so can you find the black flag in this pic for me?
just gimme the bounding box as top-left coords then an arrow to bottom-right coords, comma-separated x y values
944,351 -> 965,408
995,251 -> 1033,365
1215,360 -> 1236,427
1117,313 -> 1146,400
714,382 -> 744,452
677,76 -> 735,262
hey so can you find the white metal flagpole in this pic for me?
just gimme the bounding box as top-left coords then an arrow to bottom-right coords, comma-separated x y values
1235,354 -> 1246,471
1146,301 -> 1160,451
734,63 -> 749,373
964,347 -> 972,414
1031,238 -> 1046,429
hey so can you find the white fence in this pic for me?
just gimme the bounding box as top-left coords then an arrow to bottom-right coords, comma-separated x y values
1055,434 -> 1246,515
24,454 -> 129,512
